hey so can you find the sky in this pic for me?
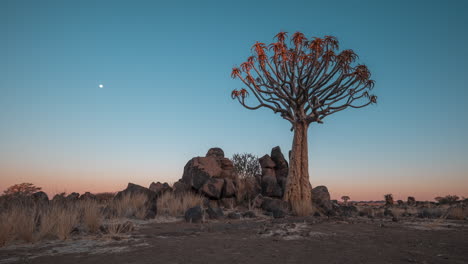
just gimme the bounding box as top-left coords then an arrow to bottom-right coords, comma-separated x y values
1,0 -> 467,201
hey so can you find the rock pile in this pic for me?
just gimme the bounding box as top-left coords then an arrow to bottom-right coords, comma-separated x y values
259,146 -> 289,198
175,147 -> 239,202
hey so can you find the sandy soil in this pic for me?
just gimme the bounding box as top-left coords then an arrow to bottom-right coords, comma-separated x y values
1,217 -> 467,264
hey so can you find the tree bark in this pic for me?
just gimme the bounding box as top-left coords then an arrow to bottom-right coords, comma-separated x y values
283,121 -> 312,216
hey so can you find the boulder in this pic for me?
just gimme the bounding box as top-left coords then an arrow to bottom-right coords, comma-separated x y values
66,192 -> 80,201
242,211 -> 257,218
80,192 -> 97,200
52,193 -> 66,203
277,177 -> 287,193
115,183 -> 158,219
223,179 -> 237,198
181,147 -> 237,191
275,168 -> 289,179
185,206 -> 203,223
261,168 -> 276,177
261,197 -> 289,213
31,191 -> 49,204
311,186 -> 332,213
200,178 -> 225,199
270,146 -> 288,169
206,147 -> 224,158
149,182 -> 173,196
173,180 -> 190,194
261,176 -> 282,198
259,155 -> 276,169
227,212 -> 241,220
205,207 -> 224,219
181,157 -> 219,190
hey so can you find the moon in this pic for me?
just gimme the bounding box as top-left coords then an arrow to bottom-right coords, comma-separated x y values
99,84 -> 104,88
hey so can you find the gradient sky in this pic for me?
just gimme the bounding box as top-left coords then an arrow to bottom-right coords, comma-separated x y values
1,0 -> 467,201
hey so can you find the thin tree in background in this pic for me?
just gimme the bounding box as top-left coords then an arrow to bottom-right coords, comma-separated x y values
341,195 -> 350,206
232,153 -> 261,179
230,31 -> 377,215
3,183 -> 42,197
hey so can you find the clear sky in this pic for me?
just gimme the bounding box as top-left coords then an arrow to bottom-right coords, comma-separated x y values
1,0 -> 467,201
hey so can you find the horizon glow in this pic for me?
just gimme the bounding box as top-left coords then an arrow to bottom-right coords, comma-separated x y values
1,0 -> 467,201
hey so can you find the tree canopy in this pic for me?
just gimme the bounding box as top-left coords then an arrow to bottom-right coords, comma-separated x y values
231,32 -> 376,126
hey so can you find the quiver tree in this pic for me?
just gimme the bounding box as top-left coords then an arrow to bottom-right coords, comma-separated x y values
341,195 -> 350,206
230,31 -> 377,215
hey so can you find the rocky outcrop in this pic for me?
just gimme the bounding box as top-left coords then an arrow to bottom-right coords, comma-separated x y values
115,183 -> 158,219
311,186 -> 332,214
31,191 -> 49,204
178,147 -> 238,200
252,194 -> 289,218
173,180 -> 190,194
66,192 -> 80,201
80,192 -> 97,200
185,206 -> 203,223
149,182 -> 173,196
200,178 -> 225,199
258,146 -> 289,198
261,176 -> 282,198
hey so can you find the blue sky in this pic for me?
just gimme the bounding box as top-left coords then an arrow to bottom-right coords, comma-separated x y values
1,0 -> 467,200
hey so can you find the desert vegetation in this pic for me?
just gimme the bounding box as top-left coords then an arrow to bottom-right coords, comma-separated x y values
0,183 -> 205,248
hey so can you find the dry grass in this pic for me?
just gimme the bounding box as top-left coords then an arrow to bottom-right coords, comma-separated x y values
0,193 -> 152,247
110,193 -> 148,219
55,205 -> 80,240
157,191 -> 204,217
446,207 -> 467,220
78,200 -> 102,233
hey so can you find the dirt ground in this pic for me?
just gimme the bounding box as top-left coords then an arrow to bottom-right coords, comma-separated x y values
1,217 -> 467,264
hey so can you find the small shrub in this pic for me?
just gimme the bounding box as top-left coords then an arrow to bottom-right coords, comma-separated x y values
232,153 -> 261,179
384,194 -> 394,205
435,195 -> 460,205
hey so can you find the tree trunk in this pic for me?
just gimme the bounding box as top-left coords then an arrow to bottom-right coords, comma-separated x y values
283,121 -> 312,216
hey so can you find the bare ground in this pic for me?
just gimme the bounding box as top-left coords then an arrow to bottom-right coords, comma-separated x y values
1,217 -> 467,264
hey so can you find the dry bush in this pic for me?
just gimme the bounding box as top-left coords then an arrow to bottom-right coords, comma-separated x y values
110,193 -> 147,219
446,207 -> 467,220
78,200 -> 102,233
157,191 -> 204,217
236,177 -> 260,205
